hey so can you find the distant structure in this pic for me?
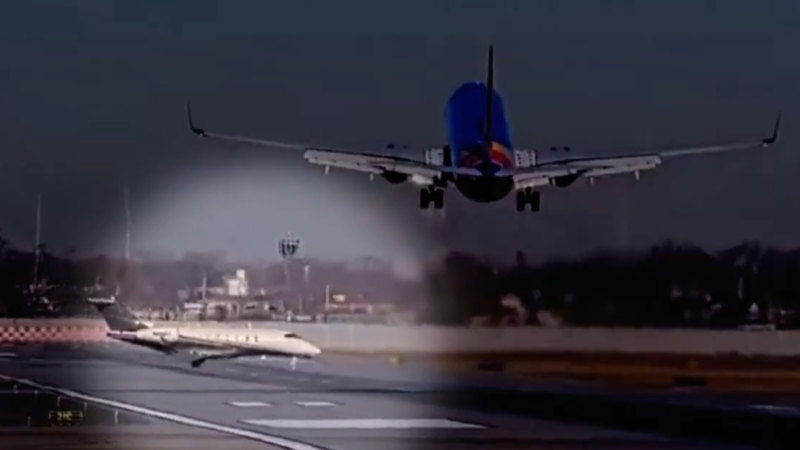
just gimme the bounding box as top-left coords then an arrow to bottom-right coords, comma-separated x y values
277,232 -> 300,287
223,269 -> 249,297
278,233 -> 301,260
277,232 -> 303,313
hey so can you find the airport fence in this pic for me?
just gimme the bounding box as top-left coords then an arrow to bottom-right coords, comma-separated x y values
5,317 -> 800,358
0,318 -> 107,343
149,320 -> 800,357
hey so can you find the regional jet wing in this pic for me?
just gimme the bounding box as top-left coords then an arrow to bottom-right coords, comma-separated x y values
512,114 -> 781,190
186,102 -> 482,185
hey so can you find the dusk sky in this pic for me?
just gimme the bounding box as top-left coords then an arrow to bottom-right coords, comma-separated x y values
0,1 -> 798,268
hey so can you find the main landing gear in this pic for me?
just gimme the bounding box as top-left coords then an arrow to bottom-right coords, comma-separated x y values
516,188 -> 540,212
419,187 -> 444,210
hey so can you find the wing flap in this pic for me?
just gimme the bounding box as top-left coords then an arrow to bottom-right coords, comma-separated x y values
304,149 -> 483,182
513,114 -> 779,189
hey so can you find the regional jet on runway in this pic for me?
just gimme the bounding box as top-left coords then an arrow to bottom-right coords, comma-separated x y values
187,46 -> 780,212
89,298 -> 320,368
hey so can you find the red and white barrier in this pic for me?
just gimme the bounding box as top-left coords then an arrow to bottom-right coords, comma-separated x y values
0,319 -> 107,343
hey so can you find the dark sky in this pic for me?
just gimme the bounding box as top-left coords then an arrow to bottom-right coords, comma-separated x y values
0,0 -> 798,271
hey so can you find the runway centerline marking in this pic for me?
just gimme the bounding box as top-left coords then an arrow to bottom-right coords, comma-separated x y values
243,418 -> 486,429
296,401 -> 337,407
0,373 -> 325,450
750,404 -> 799,415
228,401 -> 273,408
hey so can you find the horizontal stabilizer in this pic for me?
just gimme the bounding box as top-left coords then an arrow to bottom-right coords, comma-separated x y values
89,298 -> 149,332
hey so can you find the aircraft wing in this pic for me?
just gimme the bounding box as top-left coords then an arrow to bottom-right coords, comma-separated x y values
186,102 -> 482,185
303,148 -> 482,183
512,114 -> 781,190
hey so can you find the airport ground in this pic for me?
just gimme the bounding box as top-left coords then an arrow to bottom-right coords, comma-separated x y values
1,342 -> 799,450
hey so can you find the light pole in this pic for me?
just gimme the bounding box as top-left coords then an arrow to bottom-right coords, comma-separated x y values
32,193 -> 42,292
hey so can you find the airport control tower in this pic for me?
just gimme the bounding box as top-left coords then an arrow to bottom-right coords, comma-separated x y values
277,233 -> 304,314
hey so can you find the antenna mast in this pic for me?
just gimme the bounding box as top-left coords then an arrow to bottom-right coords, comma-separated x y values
32,193 -> 42,290
116,187 -> 131,298
124,186 -> 131,261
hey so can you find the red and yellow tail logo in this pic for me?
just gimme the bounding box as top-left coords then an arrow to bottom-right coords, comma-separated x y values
460,142 -> 515,170
489,142 -> 514,169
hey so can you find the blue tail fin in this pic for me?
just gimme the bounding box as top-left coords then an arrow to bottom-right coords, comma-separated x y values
483,45 -> 494,166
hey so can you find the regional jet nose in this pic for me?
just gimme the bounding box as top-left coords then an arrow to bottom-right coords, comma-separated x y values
305,342 -> 322,357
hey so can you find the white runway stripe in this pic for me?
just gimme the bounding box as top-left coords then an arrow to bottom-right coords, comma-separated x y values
0,373 -> 325,450
0,352 -> 17,358
750,404 -> 799,415
295,401 -> 337,407
227,401 -> 273,407
243,418 -> 486,429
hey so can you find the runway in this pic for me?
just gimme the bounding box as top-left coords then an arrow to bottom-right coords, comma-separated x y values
0,342 -> 794,449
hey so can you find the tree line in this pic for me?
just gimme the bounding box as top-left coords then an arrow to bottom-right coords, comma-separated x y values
422,241 -> 800,328
3,234 -> 800,328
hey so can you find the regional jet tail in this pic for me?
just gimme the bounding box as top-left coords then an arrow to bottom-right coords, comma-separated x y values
89,298 -> 321,368
187,45 -> 780,212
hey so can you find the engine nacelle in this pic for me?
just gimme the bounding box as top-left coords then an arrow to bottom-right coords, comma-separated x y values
381,171 -> 409,184
514,149 -> 538,168
424,147 -> 445,166
552,173 -> 581,188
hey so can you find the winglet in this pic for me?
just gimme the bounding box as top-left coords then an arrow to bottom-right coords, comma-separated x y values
762,112 -> 781,146
186,101 -> 206,137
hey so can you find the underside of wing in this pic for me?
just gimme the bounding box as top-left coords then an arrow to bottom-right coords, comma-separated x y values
186,102 -> 480,185
513,114 -> 780,190
304,148 -> 481,185
512,154 -> 662,189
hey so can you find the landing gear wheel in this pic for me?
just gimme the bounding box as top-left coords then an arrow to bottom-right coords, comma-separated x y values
516,191 -> 526,212
515,189 -> 541,212
420,188 -> 444,210
433,189 -> 444,209
419,188 -> 431,209
191,358 -> 206,368
529,190 -> 541,212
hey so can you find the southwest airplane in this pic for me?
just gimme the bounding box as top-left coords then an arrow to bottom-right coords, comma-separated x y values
187,46 -> 780,212
89,298 -> 321,368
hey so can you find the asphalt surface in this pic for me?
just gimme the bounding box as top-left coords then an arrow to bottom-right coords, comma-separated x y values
0,342 -> 796,449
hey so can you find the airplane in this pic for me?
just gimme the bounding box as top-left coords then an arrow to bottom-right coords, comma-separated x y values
186,45 -> 780,212
89,297 -> 321,368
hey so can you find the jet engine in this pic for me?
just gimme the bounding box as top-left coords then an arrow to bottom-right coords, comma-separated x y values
552,173 -> 581,188
381,171 -> 409,184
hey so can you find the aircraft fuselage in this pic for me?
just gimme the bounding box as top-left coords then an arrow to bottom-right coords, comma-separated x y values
445,81 -> 516,202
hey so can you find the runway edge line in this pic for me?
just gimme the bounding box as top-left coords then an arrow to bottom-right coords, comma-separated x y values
0,373 -> 327,450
